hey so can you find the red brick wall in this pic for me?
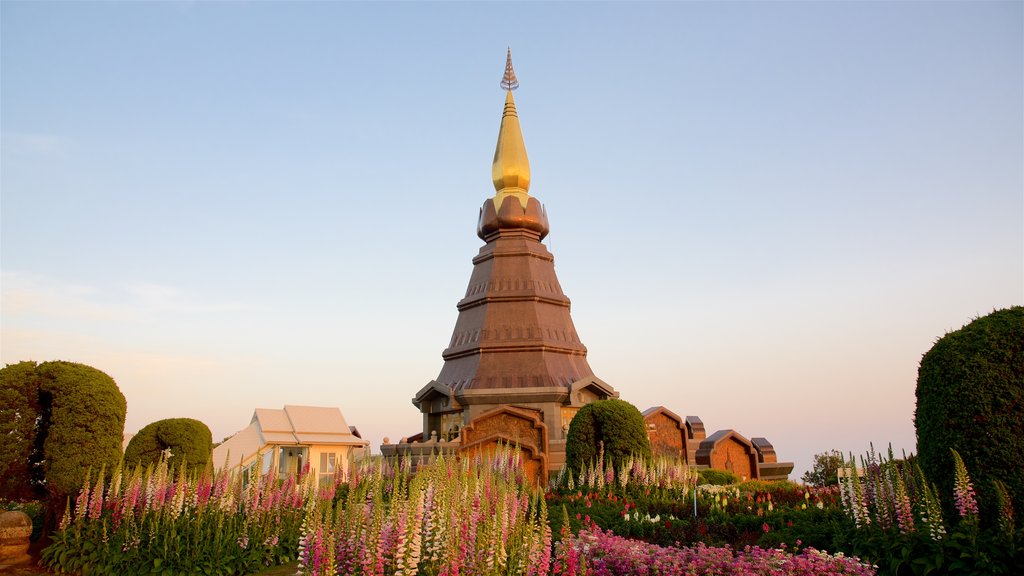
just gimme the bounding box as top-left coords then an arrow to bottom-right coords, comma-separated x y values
647,413 -> 685,461
710,437 -> 756,480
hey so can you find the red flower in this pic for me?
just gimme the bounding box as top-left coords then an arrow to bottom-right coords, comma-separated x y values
762,522 -> 770,533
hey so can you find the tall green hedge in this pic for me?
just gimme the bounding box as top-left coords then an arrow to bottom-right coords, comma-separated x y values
565,399 -> 651,474
124,418 -> 212,471
915,307 -> 1024,524
0,361 -> 126,524
37,361 -> 127,505
0,361 -> 44,500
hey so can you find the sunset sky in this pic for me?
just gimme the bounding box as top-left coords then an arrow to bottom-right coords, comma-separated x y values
3,1 -> 1021,478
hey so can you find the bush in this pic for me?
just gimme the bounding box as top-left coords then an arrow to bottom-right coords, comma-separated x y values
802,450 -> 844,487
565,399 -> 651,474
915,307 -> 1024,524
34,361 -> 126,524
0,361 -> 127,521
124,418 -> 213,471
0,361 -> 44,500
698,468 -> 741,486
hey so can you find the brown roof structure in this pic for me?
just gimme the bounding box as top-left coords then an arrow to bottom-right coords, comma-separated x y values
412,50 -> 615,412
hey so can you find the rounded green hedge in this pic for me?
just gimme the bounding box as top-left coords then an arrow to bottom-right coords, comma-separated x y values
565,399 -> 651,474
124,418 -> 212,471
915,306 -> 1023,524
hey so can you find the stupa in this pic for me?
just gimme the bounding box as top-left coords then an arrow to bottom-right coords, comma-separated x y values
381,51 -> 793,483
381,50 -> 618,479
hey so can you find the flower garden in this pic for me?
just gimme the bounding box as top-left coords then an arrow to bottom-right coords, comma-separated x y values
27,443 -> 1022,576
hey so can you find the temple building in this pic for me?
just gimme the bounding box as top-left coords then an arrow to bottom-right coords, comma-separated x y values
642,407 -> 793,481
381,51 -> 792,484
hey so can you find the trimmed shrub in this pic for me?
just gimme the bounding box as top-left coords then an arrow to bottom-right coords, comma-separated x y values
125,417 -> 212,470
0,361 -> 44,500
565,399 -> 651,473
915,306 -> 1024,524
698,468 -> 741,486
37,361 -> 126,513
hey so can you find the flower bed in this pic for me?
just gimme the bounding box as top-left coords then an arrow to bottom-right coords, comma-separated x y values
836,447 -> 1024,575
41,459 -> 324,575
552,527 -> 875,575
298,448 -> 551,576
547,456 -> 844,551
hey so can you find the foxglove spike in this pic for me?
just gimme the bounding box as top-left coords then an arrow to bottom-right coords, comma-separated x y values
501,47 -> 519,91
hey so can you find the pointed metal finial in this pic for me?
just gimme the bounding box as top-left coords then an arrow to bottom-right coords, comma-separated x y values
500,47 -> 519,91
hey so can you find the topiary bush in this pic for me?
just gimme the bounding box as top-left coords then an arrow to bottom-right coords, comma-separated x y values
565,399 -> 651,474
915,306 -> 1024,524
125,417 -> 213,471
37,361 -> 127,512
0,361 -> 44,500
0,361 -> 126,527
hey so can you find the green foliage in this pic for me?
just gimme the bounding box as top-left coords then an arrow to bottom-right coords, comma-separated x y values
915,306 -> 1024,524
738,479 -> 800,493
564,399 -> 651,474
124,417 -> 213,470
801,450 -> 844,487
698,468 -> 741,486
0,361 -> 43,500
37,361 -> 126,507
835,516 -> 1024,576
565,405 -> 598,470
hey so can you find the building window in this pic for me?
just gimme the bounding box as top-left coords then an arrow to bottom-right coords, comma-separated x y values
441,411 -> 463,441
320,452 -> 337,480
561,407 -> 579,436
278,446 -> 308,479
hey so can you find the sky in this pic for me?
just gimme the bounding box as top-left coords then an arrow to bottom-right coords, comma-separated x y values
2,1 -> 1021,479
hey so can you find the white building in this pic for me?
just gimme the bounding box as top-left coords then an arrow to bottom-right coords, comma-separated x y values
213,405 -> 368,482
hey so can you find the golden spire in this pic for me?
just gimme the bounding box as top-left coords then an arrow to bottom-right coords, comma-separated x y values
491,48 -> 530,209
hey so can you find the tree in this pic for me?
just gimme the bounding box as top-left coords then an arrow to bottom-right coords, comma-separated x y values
0,361 -> 44,500
565,399 -> 651,474
915,307 -> 1024,524
801,450 -> 844,487
0,361 -> 126,523
124,418 -> 212,471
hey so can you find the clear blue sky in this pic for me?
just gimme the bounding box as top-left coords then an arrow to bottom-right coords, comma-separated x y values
3,1 -> 1021,478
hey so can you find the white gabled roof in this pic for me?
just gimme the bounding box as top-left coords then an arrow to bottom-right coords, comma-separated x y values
213,405 -> 368,470
214,421 -> 263,470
